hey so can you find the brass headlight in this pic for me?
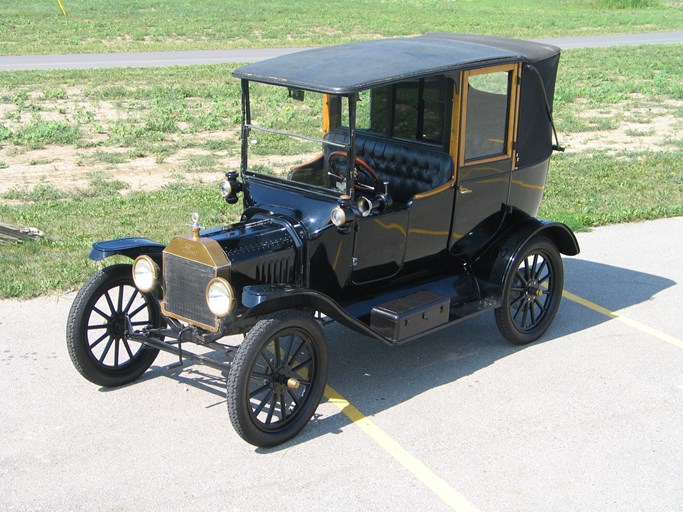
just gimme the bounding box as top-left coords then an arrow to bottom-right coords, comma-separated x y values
206,277 -> 235,317
330,206 -> 347,227
132,255 -> 159,293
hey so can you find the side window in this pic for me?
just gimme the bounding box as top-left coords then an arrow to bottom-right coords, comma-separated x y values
393,82 -> 420,139
462,65 -> 518,164
328,77 -> 451,147
422,78 -> 447,143
359,77 -> 450,146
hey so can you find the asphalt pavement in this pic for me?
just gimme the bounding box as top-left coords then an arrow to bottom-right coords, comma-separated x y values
1,217 -> 681,511
0,31 -> 681,70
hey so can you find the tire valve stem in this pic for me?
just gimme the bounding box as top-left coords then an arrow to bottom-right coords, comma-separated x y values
287,377 -> 300,390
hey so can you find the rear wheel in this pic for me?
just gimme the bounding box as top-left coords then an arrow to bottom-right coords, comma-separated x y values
226,311 -> 328,447
66,264 -> 161,387
495,237 -> 563,345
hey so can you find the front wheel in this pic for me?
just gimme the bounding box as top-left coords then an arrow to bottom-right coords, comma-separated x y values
66,264 -> 161,387
226,310 -> 328,447
495,237 -> 564,345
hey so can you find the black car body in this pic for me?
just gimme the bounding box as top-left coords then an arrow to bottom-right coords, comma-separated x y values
67,34 -> 579,447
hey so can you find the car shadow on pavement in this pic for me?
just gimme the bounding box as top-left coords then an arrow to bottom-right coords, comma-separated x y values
281,257 -> 678,450
100,257 -> 677,451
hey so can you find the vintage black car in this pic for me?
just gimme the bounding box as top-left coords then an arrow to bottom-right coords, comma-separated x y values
66,33 -> 579,447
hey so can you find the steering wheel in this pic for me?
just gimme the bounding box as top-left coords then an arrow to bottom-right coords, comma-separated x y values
327,151 -> 382,193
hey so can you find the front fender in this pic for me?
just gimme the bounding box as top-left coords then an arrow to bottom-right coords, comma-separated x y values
240,284 -> 391,343
89,237 -> 165,262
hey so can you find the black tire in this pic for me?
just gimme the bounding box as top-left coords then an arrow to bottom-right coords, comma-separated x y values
226,310 -> 328,447
495,237 -> 564,345
66,264 -> 161,387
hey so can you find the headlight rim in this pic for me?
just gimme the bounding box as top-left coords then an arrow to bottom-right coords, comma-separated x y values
132,255 -> 159,293
330,205 -> 347,227
205,277 -> 235,318
220,180 -> 233,198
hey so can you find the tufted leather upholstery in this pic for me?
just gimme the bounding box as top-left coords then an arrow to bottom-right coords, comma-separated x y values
325,131 -> 454,203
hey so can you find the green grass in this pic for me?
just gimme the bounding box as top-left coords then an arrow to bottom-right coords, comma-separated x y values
0,64 -> 243,156
2,148 -> 680,298
1,0 -> 681,56
0,184 -> 241,298
0,44 -> 679,155
0,44 -> 682,298
554,45 -> 683,133
540,150 -> 683,230
2,183 -> 69,202
10,120 -> 82,149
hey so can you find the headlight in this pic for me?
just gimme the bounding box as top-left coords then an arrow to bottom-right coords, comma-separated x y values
206,277 -> 235,317
132,255 -> 159,293
330,206 -> 347,227
220,180 -> 232,198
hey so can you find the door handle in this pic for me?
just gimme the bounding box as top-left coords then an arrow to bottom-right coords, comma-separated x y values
458,186 -> 473,194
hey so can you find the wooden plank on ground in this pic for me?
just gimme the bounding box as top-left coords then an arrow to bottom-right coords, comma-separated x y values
0,222 -> 46,244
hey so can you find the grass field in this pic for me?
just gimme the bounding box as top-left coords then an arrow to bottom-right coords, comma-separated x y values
1,26 -> 682,298
1,0 -> 682,55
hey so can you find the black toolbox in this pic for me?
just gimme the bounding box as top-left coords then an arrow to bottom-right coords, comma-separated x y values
370,291 -> 450,342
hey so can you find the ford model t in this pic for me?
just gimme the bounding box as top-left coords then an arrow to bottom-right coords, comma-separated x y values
66,34 -> 579,447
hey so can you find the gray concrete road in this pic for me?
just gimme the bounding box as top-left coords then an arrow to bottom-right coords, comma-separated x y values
1,32 -> 681,71
1,217 -> 681,511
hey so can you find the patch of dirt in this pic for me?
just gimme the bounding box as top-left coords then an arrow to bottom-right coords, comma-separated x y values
1,96 -> 680,198
562,99 -> 682,154
0,140 -> 230,196
0,131 -> 313,196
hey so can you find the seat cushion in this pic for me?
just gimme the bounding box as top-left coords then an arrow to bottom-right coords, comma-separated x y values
325,131 -> 453,202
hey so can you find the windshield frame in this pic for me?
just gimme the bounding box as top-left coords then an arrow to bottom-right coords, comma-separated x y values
239,79 -> 359,198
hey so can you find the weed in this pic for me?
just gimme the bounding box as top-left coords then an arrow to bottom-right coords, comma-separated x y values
202,138 -> 237,151
0,123 -> 10,140
182,154 -> 221,173
42,88 -> 67,100
625,127 -> 656,136
79,171 -> 130,197
92,150 -> 128,165
29,159 -> 53,165
13,91 -> 28,107
1,183 -> 68,202
127,148 -> 147,159
12,120 -> 81,149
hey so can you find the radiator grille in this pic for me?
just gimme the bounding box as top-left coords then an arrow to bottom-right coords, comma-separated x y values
163,253 -> 216,329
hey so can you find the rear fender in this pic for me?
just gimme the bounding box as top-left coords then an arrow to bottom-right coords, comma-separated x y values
89,237 -> 165,264
472,217 -> 579,303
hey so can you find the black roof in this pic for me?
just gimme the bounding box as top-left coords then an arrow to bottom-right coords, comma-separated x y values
233,33 -> 561,94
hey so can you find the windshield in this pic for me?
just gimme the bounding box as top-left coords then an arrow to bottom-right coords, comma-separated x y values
244,81 -> 353,194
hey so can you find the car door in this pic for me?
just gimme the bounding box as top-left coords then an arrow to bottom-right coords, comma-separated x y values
449,63 -> 521,257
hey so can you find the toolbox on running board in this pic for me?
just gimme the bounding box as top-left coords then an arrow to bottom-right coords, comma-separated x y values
370,291 -> 450,342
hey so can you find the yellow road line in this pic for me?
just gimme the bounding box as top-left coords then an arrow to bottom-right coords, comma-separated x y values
562,290 -> 683,349
325,385 -> 480,512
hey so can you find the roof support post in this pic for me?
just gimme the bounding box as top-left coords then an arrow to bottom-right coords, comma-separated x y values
347,93 -> 358,198
240,79 -> 251,176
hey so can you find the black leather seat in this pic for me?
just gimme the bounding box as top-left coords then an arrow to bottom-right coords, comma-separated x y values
325,131 -> 454,203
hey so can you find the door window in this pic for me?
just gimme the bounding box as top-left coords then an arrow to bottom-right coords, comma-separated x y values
460,64 -> 519,165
